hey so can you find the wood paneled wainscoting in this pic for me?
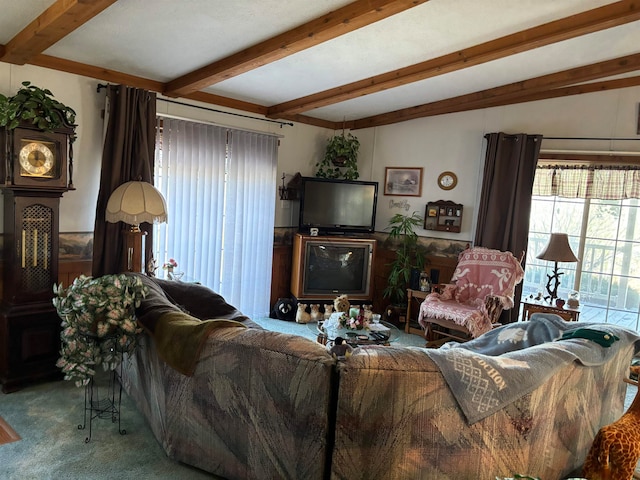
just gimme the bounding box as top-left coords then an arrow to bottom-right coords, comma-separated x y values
371,247 -> 458,316
58,260 -> 92,287
270,244 -> 293,309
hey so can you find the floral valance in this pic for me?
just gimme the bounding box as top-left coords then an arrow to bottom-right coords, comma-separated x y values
532,164 -> 640,200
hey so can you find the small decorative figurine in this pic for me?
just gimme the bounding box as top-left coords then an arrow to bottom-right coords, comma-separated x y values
329,337 -> 353,359
333,294 -> 350,314
309,304 -> 323,322
295,303 -> 311,324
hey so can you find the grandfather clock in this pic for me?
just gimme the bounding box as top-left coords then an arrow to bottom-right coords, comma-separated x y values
0,118 -> 75,393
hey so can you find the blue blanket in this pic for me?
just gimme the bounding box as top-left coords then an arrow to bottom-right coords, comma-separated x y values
425,314 -> 640,424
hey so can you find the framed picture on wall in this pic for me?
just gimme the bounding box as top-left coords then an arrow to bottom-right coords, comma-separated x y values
383,167 -> 423,196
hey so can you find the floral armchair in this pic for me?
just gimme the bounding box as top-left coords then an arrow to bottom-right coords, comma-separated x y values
418,247 -> 524,346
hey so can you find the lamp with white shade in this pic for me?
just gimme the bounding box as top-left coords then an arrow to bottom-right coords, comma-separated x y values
536,233 -> 579,303
106,181 -> 167,272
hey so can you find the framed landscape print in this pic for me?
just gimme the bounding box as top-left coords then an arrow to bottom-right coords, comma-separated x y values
384,167 -> 423,196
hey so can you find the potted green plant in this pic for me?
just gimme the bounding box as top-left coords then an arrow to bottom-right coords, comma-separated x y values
315,131 -> 360,180
53,274 -> 147,387
0,81 -> 76,135
383,211 -> 426,308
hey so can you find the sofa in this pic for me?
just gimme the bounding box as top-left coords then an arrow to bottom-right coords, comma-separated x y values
119,274 -> 640,480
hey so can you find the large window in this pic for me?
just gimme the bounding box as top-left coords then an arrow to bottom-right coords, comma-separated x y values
523,163 -> 640,329
153,117 -> 278,317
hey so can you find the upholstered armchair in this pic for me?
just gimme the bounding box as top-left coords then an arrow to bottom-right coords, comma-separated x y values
418,247 -> 524,346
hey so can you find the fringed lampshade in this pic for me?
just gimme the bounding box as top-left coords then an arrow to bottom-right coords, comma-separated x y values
106,181 -> 167,231
105,181 -> 167,272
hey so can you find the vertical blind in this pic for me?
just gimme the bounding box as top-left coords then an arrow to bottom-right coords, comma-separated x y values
154,117 -> 278,317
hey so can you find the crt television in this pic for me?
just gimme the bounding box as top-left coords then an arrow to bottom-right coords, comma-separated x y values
290,234 -> 376,301
298,177 -> 378,235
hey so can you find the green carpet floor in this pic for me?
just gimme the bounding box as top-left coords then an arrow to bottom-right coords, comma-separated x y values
0,317 -> 426,479
0,375 -> 218,480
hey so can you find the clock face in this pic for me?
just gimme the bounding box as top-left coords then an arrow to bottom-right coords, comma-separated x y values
19,141 -> 56,178
437,171 -> 457,190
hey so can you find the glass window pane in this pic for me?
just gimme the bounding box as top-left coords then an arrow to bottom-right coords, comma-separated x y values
529,197 -> 554,232
609,274 -> 640,312
581,239 -> 615,274
550,198 -> 584,234
586,200 -> 621,240
613,241 -> 640,277
605,308 -> 639,331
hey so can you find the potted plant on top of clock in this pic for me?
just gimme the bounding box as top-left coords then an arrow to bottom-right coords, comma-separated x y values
0,81 -> 76,134
382,211 -> 427,322
0,81 -> 77,189
315,131 -> 360,180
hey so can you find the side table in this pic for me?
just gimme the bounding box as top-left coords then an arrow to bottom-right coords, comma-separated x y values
521,299 -> 580,322
405,289 -> 429,335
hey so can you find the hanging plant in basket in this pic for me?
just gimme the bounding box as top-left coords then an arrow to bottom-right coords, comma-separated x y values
315,132 -> 360,180
53,274 -> 147,387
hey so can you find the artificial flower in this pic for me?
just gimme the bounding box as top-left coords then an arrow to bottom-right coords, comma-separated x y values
162,258 -> 178,269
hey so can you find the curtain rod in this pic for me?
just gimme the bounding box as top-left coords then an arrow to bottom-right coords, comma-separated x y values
540,149 -> 640,156
96,83 -> 294,128
543,136 -> 640,141
157,112 -> 284,138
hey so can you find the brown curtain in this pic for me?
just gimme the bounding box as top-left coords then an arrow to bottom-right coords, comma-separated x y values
475,132 -> 542,323
92,85 -> 157,277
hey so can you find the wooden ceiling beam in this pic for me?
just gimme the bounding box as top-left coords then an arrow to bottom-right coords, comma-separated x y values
267,0 -> 640,118
163,0 -> 428,97
0,0 -> 117,65
350,55 -> 640,129
30,54 -> 166,93
422,53 -> 640,117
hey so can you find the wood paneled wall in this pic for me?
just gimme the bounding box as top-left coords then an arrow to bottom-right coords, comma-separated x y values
58,260 -> 92,286
271,245 -> 293,308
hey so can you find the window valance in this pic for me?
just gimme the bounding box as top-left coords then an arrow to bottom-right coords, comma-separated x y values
532,164 -> 640,200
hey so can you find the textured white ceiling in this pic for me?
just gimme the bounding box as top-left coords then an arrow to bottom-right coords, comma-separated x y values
1,0 -> 637,123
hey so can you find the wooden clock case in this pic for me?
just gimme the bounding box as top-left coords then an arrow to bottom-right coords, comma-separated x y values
0,119 -> 75,393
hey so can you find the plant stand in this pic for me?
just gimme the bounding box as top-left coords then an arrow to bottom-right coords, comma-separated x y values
78,365 -> 125,443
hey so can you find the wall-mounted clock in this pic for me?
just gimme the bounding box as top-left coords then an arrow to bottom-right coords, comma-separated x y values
437,171 -> 457,190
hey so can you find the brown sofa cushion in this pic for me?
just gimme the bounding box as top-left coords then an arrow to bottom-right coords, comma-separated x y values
128,273 -> 262,332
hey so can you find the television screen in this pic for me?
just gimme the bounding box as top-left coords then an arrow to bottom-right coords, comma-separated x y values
299,177 -> 378,234
304,242 -> 368,295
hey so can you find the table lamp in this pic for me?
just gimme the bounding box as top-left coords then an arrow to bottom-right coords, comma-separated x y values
106,181 -> 167,272
536,233 -> 579,303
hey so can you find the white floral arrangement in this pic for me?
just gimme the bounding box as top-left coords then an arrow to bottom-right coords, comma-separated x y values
53,274 -> 147,387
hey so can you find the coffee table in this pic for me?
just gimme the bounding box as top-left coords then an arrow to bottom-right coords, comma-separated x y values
308,319 -> 400,346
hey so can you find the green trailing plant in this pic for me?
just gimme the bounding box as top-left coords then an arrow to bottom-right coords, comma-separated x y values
53,274 -> 147,387
315,132 -> 360,180
383,211 -> 426,306
0,81 -> 76,135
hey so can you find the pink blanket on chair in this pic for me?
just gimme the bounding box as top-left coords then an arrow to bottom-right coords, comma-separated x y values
418,248 -> 524,338
452,248 -> 524,308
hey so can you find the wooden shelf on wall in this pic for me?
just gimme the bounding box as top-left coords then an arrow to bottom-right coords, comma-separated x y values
424,200 -> 463,233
